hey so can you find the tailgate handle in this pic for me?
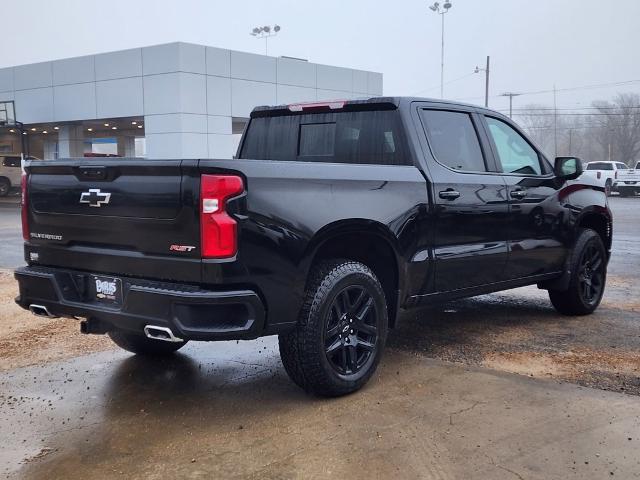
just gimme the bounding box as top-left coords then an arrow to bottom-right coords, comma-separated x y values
78,166 -> 107,180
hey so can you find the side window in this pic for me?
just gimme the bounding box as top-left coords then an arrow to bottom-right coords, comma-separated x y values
485,117 -> 543,175
420,109 -> 487,172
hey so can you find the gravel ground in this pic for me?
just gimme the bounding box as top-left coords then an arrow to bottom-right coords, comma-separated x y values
0,270 -> 112,371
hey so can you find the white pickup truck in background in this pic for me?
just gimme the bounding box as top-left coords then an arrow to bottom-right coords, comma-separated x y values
582,161 -> 640,197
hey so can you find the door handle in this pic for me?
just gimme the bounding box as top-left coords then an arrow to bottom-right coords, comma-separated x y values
439,189 -> 461,200
510,189 -> 527,199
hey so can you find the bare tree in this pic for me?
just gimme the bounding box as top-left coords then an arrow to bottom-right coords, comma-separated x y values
514,104 -> 562,158
590,93 -> 640,165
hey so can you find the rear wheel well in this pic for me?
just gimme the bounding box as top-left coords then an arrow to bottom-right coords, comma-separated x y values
579,213 -> 611,251
312,232 -> 399,327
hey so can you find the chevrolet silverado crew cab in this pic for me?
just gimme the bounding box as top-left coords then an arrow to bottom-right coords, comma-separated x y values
15,97 -> 612,397
582,160 -> 640,196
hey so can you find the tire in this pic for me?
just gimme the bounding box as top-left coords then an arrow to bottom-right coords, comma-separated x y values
604,179 -> 613,197
619,188 -> 633,198
108,329 -> 187,356
0,178 -> 10,197
548,228 -> 607,315
279,260 -> 388,397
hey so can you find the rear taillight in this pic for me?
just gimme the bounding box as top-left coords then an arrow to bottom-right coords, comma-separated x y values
200,174 -> 244,258
597,171 -> 601,179
615,170 -> 618,179
21,173 -> 29,241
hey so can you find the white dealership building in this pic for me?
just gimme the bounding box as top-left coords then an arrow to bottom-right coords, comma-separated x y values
0,42 -> 383,159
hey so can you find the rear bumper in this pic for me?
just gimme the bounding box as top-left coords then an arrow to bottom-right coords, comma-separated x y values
14,266 -> 266,341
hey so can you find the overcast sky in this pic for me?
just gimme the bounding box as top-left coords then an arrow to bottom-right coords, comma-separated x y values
3,0 -> 640,113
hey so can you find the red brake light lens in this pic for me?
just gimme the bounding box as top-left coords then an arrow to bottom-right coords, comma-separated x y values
200,174 -> 244,258
288,100 -> 346,112
21,173 -> 29,241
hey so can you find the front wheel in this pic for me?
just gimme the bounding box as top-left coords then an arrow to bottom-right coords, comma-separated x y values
548,229 -> 607,315
279,260 -> 388,397
108,329 -> 188,356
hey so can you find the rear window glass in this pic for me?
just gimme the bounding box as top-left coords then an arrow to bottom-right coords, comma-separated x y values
420,109 -> 486,172
616,162 -> 628,170
586,162 -> 613,170
239,110 -> 409,165
299,123 -> 336,157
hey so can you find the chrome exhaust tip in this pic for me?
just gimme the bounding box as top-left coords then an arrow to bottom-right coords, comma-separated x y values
143,325 -> 184,343
29,304 -> 58,319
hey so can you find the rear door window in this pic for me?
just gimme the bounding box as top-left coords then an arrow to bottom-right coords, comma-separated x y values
419,109 -> 487,172
240,110 -> 408,165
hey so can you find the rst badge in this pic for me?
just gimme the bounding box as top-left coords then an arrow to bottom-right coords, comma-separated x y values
170,245 -> 196,253
80,189 -> 111,207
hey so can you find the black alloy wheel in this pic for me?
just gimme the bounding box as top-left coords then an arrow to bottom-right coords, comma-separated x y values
324,285 -> 378,376
577,242 -> 605,307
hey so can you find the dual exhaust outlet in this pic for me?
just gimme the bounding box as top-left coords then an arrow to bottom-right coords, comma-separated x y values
29,303 -> 184,343
29,304 -> 182,343
143,325 -> 184,343
29,304 -> 58,319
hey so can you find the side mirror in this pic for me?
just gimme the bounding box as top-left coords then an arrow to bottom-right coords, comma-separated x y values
554,156 -> 583,181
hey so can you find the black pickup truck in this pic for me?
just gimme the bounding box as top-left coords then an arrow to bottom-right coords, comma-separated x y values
15,97 -> 612,397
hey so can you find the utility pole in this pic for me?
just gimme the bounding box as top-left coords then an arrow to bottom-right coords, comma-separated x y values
553,84 -> 558,157
500,92 -> 522,118
568,128 -> 574,154
428,2 -> 453,99
474,56 -> 490,107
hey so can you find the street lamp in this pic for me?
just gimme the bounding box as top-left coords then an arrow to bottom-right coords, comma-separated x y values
428,1 -> 453,99
474,56 -> 490,108
250,24 -> 281,56
500,92 -> 522,118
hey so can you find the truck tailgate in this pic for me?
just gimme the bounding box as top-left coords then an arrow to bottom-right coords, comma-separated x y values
24,159 -> 202,283
617,168 -> 640,183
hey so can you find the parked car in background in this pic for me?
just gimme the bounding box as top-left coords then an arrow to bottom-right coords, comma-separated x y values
616,162 -> 640,197
582,160 -> 640,196
0,155 -> 22,197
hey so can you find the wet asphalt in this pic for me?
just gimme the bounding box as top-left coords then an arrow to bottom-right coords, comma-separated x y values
0,195 -> 639,479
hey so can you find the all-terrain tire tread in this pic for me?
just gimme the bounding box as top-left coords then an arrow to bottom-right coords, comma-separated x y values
548,228 -> 606,316
278,259 -> 387,397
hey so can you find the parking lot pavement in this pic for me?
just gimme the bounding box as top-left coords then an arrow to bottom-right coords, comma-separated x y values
0,196 -> 638,478
2,340 -> 640,480
0,205 -> 23,269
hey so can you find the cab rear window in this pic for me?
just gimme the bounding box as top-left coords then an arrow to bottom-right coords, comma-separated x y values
239,110 -> 409,166
586,162 -> 613,170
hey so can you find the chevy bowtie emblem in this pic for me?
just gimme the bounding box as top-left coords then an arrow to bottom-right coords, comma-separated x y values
79,189 -> 111,207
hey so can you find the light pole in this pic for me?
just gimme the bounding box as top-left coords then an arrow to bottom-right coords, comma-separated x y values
474,56 -> 490,107
250,25 -> 281,56
500,92 -> 522,118
428,2 -> 453,99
